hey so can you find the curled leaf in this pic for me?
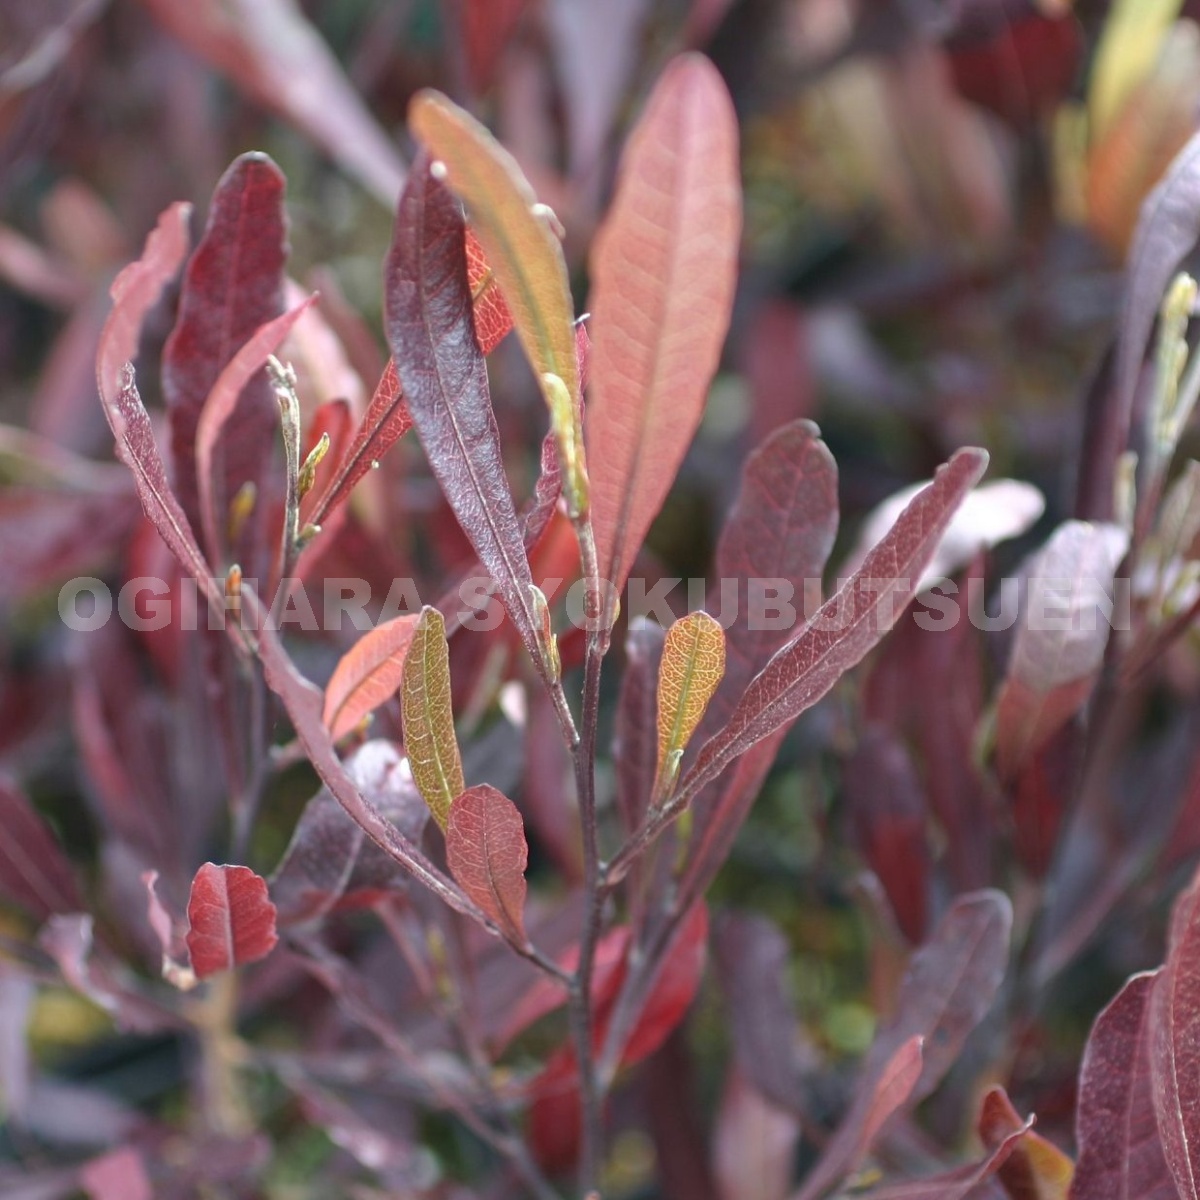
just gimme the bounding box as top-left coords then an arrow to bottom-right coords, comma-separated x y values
400,606 -> 464,829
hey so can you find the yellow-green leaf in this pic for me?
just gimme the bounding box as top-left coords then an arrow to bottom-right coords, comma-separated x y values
655,611 -> 726,797
400,606 -> 464,829
408,92 -> 584,452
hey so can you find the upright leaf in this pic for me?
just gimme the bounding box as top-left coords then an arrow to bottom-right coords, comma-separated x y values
0,778 -> 82,920
676,449 -> 988,812
185,862 -> 279,979
408,92 -> 582,423
656,611 -> 726,795
400,606 -> 464,829
384,155 -> 552,681
162,153 -> 287,575
587,53 -> 741,603
614,619 -> 666,834
1150,866 -> 1200,1200
445,784 -> 529,945
322,614 -> 421,741
713,1070 -> 800,1200
995,520 -> 1129,779
1072,970 -> 1177,1200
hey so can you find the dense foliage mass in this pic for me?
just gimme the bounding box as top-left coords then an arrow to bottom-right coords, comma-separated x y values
6,3 -> 1200,1199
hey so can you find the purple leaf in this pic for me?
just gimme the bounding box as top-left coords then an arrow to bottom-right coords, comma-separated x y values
677,448 -> 988,813
162,152 -> 287,579
80,1147 -> 151,1200
1150,867 -> 1200,1200
270,739 -> 429,924
1072,970 -> 1177,1200
713,1069 -> 800,1200
0,776 -> 82,919
614,618 -> 666,836
384,153 -> 551,683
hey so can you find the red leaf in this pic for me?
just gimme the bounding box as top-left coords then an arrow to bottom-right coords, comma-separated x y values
792,1036 -> 925,1200
1072,970 -> 1176,1200
185,863 -> 279,979
455,0 -> 530,93
162,152 -> 287,578
322,614 -> 421,741
445,785 -> 529,945
384,153 -> 551,682
0,776 -> 82,919
676,448 -> 988,815
1150,866 -> 1200,1200
465,226 -> 514,355
587,53 -> 741,602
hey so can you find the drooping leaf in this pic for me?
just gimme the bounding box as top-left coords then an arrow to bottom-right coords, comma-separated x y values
408,92 -> 582,426
138,0 -> 407,207
792,1036 -> 925,1200
714,912 -> 810,1114
656,611 -> 726,794
161,152 -> 287,579
385,155 -> 553,682
193,297 -> 315,564
1071,970 -> 1177,1200
185,863 -> 279,979
994,520 -> 1129,779
1150,866 -> 1200,1200
0,777 -> 82,920
322,614 -> 421,741
978,1087 -> 1074,1200
713,1069 -> 800,1200
399,606 -> 465,829
674,448 -> 988,814
867,890 -> 1013,1103
587,53 -> 741,604
270,739 -> 429,924
445,784 -> 529,945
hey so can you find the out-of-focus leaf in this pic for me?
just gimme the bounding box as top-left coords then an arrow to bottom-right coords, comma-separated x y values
792,1037 -> 925,1200
656,611 -> 725,794
1071,970 -> 1176,1200
869,890 -> 1013,1102
1150,866 -> 1200,1200
185,863 -> 279,979
714,1069 -> 800,1200
194,297 -> 314,564
80,1147 -> 151,1200
714,912 -> 810,1114
385,156 -> 553,682
844,726 -> 931,944
844,478 -> 1044,588
138,0 -> 406,206
450,0 -> 530,92
587,53 -> 741,604
400,606 -> 464,830
445,784 -> 529,945
978,1087 -> 1074,1199
523,685 -> 582,883
162,153 -> 287,579
0,777 -> 82,920
321,614 -> 421,741
270,739 -> 428,924
994,521 -> 1128,779
673,449 -> 988,815
408,92 -> 582,427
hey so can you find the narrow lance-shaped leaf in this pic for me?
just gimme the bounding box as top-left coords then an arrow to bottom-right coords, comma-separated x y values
185,862 -> 279,979
385,154 -> 555,681
676,448 -> 988,812
307,228 -> 511,526
322,614 -> 421,741
1071,970 -> 1176,1200
656,611 -> 725,797
408,92 -> 582,446
400,606 -> 465,829
0,777 -> 83,920
445,784 -> 529,945
587,53 -> 741,612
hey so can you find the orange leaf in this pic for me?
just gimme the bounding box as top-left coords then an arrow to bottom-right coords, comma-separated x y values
322,614 -> 421,740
